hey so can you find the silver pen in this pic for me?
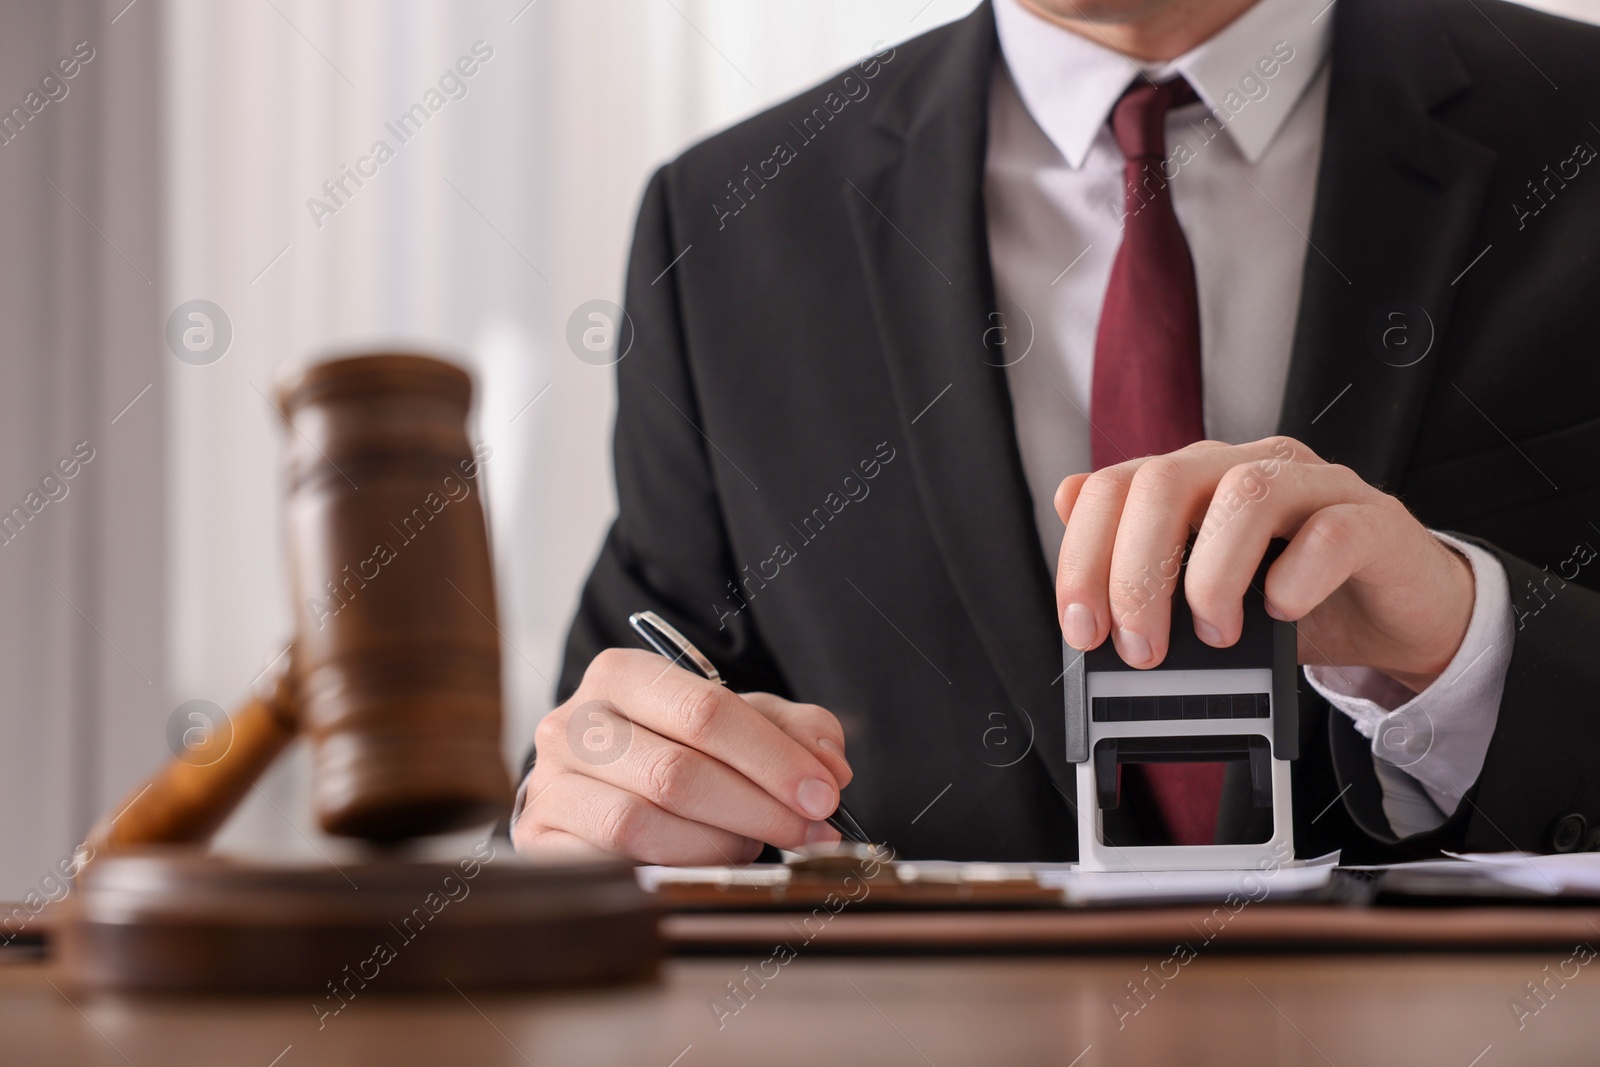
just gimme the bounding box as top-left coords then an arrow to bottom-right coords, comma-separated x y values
628,610 -> 874,847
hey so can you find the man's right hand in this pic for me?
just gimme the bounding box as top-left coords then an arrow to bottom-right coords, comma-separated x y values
512,648 -> 851,865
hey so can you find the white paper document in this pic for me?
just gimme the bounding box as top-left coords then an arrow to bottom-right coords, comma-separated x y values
1446,852 -> 1600,895
1337,851 -> 1600,897
638,852 -> 1340,905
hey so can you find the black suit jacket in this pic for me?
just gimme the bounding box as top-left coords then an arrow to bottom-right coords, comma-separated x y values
553,0 -> 1600,862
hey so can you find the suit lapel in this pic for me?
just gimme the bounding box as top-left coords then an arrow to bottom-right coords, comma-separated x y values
1279,0 -> 1497,485
844,3 -> 1077,798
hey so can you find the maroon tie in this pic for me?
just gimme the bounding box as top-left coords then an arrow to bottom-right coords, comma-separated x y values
1090,77 -> 1222,846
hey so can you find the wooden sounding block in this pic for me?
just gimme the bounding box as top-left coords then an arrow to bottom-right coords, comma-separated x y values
58,851 -> 662,994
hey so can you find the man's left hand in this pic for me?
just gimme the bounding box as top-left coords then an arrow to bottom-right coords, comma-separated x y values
1052,437 -> 1476,692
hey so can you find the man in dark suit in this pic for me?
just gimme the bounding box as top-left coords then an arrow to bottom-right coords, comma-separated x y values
512,0 -> 1600,865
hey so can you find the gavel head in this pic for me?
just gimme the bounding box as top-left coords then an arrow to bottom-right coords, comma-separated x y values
277,354 -> 512,840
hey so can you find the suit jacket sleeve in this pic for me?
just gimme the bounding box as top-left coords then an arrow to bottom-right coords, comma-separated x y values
551,166 -> 791,715
1332,533 -> 1600,855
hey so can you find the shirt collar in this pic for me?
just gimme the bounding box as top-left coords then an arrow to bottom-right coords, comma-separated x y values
992,0 -> 1334,168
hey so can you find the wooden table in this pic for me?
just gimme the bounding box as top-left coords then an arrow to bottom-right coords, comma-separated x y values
6,946 -> 1598,1065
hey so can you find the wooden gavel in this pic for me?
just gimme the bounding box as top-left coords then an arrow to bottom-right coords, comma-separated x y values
87,354 -> 512,854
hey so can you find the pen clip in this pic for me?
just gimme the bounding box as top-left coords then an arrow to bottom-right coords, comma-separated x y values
628,611 -> 723,686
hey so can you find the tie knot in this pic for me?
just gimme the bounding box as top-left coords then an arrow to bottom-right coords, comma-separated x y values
1109,77 -> 1198,162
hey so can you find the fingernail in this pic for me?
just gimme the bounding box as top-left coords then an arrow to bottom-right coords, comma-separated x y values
1116,627 -> 1152,666
804,820 -> 840,846
797,777 -> 836,820
1063,602 -> 1096,649
816,737 -> 853,775
1265,600 -> 1288,621
1194,619 -> 1223,646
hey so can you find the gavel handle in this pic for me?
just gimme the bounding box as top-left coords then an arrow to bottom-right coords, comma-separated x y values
84,660 -> 298,857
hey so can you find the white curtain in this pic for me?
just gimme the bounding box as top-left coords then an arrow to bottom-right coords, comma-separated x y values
0,0 -> 163,898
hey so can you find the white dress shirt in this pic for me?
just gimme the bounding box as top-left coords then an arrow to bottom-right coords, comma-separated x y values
987,0 -> 1515,836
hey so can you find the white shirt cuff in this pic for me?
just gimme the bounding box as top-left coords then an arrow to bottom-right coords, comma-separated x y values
1303,531 -> 1513,836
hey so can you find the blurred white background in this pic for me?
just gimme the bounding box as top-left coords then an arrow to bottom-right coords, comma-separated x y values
0,0 -> 1595,895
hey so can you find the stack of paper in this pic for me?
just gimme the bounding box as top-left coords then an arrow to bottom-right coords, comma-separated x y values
1342,851 -> 1600,898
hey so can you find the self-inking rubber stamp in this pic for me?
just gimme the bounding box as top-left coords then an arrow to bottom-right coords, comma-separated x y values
1064,544 -> 1298,871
